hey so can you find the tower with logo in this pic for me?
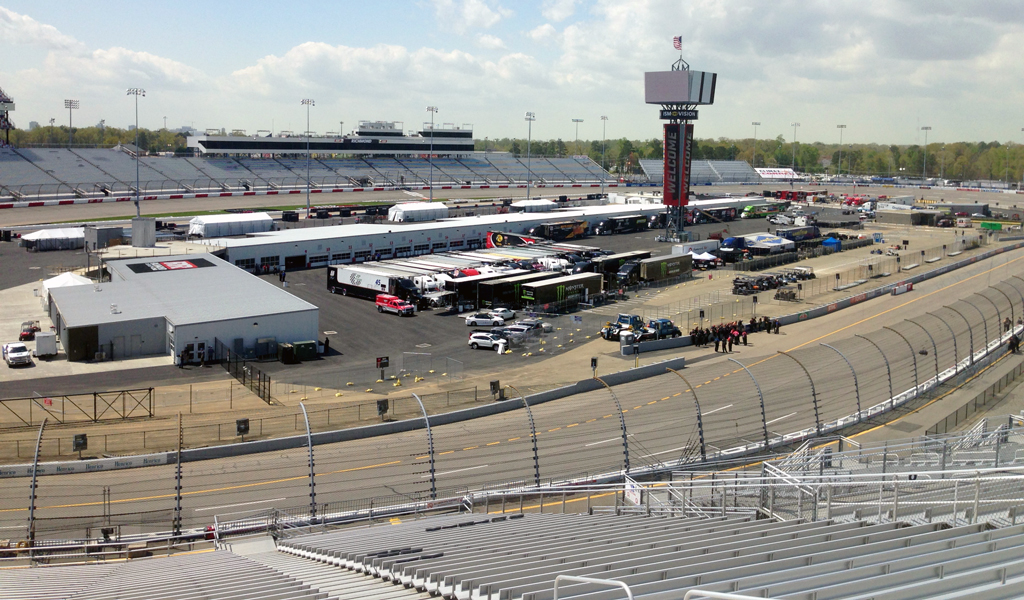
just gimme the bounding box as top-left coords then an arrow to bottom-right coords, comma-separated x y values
645,41 -> 717,240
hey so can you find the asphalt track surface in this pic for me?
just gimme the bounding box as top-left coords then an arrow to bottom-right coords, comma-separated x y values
3,247 -> 1023,538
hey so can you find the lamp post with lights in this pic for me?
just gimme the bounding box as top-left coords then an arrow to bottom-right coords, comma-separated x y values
301,99 -> 314,215
126,88 -> 145,217
525,112 -> 535,200
64,99 -> 78,149
426,106 -> 437,202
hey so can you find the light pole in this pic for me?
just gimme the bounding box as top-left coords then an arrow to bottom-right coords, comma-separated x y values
301,98 -> 314,215
64,99 -> 78,149
601,115 -> 608,197
525,111 -> 535,200
426,106 -> 437,201
572,118 -> 583,155
126,88 -> 145,217
163,116 -> 167,130
921,126 -> 931,179
751,121 -> 760,168
791,122 -> 800,170
941,145 -> 946,181
836,124 -> 846,178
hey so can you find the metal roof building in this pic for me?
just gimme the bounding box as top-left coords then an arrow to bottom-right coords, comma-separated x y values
47,253 -> 318,362
197,203 -> 665,271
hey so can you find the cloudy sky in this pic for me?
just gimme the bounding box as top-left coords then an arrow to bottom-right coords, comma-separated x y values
1,0 -> 1022,145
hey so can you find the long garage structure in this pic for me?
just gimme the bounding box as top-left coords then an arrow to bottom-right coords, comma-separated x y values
198,203 -> 666,271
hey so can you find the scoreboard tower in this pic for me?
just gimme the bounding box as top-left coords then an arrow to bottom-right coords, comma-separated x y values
644,57 -> 717,240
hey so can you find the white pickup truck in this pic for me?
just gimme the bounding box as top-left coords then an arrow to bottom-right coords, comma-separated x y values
3,342 -> 33,367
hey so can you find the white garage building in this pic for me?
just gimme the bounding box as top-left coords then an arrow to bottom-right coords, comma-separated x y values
47,253 -> 319,363
200,204 -> 665,271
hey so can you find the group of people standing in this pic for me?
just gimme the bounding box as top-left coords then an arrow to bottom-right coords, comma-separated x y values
689,316 -> 781,353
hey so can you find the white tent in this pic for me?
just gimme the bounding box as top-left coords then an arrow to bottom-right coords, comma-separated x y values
188,213 -> 273,238
21,228 -> 85,251
42,272 -> 92,302
689,252 -> 718,261
387,202 -> 449,222
510,199 -> 558,213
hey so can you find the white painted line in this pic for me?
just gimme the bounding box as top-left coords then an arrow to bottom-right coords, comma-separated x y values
424,465 -> 489,478
703,404 -> 734,416
766,412 -> 797,426
648,445 -> 694,457
585,434 -> 633,447
195,497 -> 287,512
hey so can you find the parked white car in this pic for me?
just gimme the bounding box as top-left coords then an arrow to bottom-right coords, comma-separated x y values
488,308 -> 516,321
468,332 -> 504,350
465,313 -> 505,327
3,342 -> 33,367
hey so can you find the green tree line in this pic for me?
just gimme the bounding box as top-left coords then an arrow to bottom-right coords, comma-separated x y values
9,124 -> 189,155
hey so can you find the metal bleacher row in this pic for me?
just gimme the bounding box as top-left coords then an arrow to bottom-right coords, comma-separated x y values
0,548 -> 333,600
0,148 -> 614,200
266,511 -> 1024,600
639,159 -> 761,185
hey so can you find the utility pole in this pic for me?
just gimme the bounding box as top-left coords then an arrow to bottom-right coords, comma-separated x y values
525,112 -> 535,200
791,122 -> 800,169
921,126 -> 931,179
751,121 -> 760,167
64,99 -> 79,148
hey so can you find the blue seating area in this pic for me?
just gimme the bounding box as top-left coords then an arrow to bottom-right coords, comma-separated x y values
640,159 -> 761,185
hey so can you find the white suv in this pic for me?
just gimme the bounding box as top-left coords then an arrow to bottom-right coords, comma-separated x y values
3,342 -> 33,367
468,332 -> 503,350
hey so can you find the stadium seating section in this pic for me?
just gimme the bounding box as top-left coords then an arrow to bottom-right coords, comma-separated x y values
0,147 -> 629,200
640,159 -> 761,185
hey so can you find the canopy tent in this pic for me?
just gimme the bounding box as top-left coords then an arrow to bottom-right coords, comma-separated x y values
42,272 -> 92,302
744,234 -> 796,251
387,202 -> 449,222
21,228 -> 85,251
188,213 -> 273,238
689,251 -> 718,261
510,199 -> 558,213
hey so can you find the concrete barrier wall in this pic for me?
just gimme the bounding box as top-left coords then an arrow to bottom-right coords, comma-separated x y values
0,357 -> 685,476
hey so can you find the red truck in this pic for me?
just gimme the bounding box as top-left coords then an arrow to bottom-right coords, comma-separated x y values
375,294 -> 415,316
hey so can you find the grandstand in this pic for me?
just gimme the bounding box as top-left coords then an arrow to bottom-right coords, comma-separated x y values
0,150 -> 615,201
639,159 -> 761,185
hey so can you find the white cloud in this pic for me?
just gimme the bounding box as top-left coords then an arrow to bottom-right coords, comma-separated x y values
0,6 -> 84,52
527,23 -> 558,42
431,0 -> 513,34
541,0 -> 579,22
476,34 -> 506,50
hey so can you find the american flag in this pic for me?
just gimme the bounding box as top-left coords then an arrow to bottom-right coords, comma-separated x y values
673,36 -> 682,50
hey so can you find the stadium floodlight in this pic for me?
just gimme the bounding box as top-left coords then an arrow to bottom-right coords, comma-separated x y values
301,99 -> 315,215
525,112 -> 536,200
601,116 -> 608,198
921,126 -> 931,179
751,122 -> 760,168
836,125 -> 847,178
791,122 -> 800,170
64,99 -> 79,149
572,118 -> 583,156
126,88 -> 146,217
426,106 -> 438,202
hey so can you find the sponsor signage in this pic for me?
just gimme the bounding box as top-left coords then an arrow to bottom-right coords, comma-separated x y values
663,123 -> 693,207
659,109 -> 698,120
0,453 -> 170,478
126,257 -> 215,274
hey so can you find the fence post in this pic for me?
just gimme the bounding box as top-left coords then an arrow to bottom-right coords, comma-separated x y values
884,327 -> 919,398
947,305 -> 975,365
856,334 -> 893,404
299,402 -> 317,521
961,299 -> 990,358
775,352 -> 821,435
665,367 -> 706,462
905,318 -> 940,381
174,413 -> 183,537
411,393 -> 436,499
27,419 -> 47,558
820,344 -> 861,420
506,385 -> 540,486
727,358 -> 770,450
594,377 -> 630,474
928,313 -> 959,375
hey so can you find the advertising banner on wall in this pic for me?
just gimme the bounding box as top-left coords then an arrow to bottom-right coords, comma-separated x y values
663,123 -> 693,207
